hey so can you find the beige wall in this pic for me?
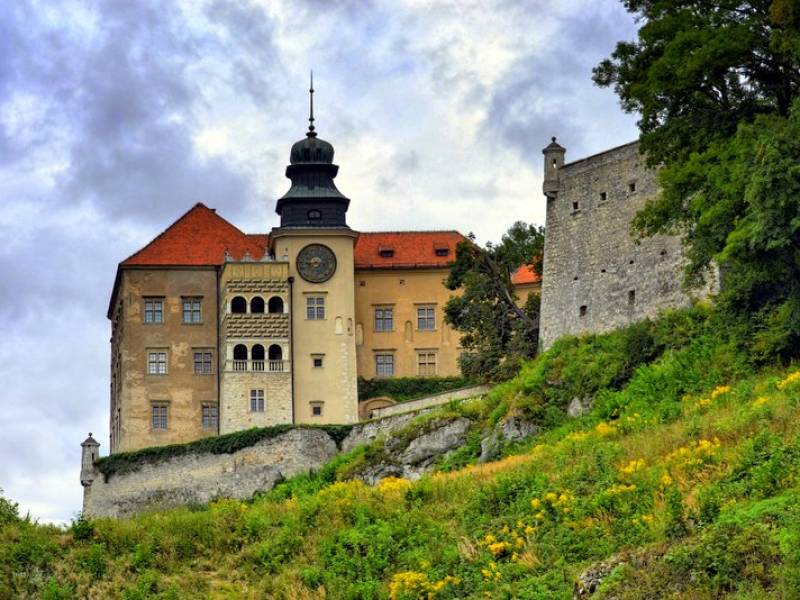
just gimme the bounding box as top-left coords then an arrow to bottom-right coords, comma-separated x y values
271,229 -> 359,424
219,261 -> 293,432
354,268 -> 462,379
513,281 -> 542,307
113,268 -> 218,453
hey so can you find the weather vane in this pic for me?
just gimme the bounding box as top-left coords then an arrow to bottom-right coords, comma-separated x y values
308,70 -> 316,137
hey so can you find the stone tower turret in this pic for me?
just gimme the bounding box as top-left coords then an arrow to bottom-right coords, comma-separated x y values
542,137 -> 566,197
80,433 -> 100,487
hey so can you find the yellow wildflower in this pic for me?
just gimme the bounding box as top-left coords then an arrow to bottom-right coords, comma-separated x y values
530,498 -> 541,509
753,396 -> 769,407
710,385 -> 731,399
620,458 -> 646,475
660,473 -> 673,487
777,371 -> 800,390
487,541 -> 510,557
596,421 -> 617,437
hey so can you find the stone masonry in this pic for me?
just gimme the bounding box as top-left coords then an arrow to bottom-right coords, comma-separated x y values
539,140 -> 716,348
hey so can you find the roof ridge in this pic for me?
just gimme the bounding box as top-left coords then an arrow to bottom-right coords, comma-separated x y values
120,203 -> 258,266
120,203 -> 210,265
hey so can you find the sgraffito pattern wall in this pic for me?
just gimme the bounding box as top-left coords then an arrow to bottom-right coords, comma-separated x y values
540,142 -> 714,348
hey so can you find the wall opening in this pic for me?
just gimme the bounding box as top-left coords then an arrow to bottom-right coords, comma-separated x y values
231,296 -> 247,313
579,305 -> 587,317
628,290 -> 636,307
572,201 -> 579,211
629,182 -> 637,193
599,191 -> 607,202
251,296 -> 265,313
268,296 -> 284,313
233,344 -> 248,360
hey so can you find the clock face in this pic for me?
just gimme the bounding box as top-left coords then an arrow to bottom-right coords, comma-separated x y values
296,244 -> 337,283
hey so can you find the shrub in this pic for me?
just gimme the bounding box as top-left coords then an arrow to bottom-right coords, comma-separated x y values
358,376 -> 475,402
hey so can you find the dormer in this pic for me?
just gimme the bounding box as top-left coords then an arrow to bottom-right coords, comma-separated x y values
378,245 -> 395,258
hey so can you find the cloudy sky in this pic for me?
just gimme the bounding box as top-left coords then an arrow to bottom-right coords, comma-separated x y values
0,0 -> 638,523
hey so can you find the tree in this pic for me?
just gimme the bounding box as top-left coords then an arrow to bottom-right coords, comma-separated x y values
444,222 -> 544,381
594,1 -> 800,359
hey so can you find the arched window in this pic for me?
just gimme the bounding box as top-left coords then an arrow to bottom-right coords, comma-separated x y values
231,296 -> 247,313
251,344 -> 265,371
308,209 -> 321,221
251,296 -> 265,313
268,296 -> 284,313
233,344 -> 248,371
268,344 -> 283,371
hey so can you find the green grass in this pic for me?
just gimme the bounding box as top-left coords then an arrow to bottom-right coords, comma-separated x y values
4,307 -> 800,598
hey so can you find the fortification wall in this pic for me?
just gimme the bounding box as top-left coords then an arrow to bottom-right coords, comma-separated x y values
83,411 -> 427,518
540,142 -> 711,348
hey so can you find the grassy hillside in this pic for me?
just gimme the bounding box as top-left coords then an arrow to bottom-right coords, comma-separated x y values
3,307 -> 800,599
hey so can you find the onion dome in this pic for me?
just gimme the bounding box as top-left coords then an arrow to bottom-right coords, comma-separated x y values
275,73 -> 350,228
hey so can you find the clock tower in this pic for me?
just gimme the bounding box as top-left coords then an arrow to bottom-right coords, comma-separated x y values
270,76 -> 359,424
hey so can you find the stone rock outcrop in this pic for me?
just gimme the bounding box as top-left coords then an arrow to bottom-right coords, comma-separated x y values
568,396 -> 593,418
478,413 -> 541,463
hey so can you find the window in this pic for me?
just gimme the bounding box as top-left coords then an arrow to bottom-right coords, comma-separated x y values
629,182 -> 637,193
417,306 -> 435,330
231,296 -> 247,313
147,351 -> 167,375
306,296 -> 325,320
312,355 -> 324,368
250,389 -> 264,412
193,350 -> 213,374
628,290 -> 636,307
311,402 -> 323,416
144,298 -> 163,323
151,403 -> 168,429
268,296 -> 284,313
417,352 -> 437,376
374,307 -> 394,331
250,296 -> 265,314
599,192 -> 607,202
435,248 -> 449,257
379,247 -> 395,258
572,201 -> 579,211
182,297 -> 201,323
201,404 -> 218,429
376,354 -> 394,377
308,209 -> 322,220
579,305 -> 588,317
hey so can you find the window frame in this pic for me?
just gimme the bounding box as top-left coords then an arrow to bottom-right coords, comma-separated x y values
375,353 -> 394,377
250,389 -> 265,413
306,296 -> 326,320
310,402 -> 323,417
193,349 -> 213,375
147,350 -> 168,375
417,351 -> 437,376
201,403 -> 218,429
182,296 -> 202,324
143,297 -> 164,324
151,402 -> 168,430
416,305 -> 436,331
374,306 -> 394,332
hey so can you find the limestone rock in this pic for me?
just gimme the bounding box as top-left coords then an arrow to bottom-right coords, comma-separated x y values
399,417 -> 472,466
500,414 -> 540,442
478,432 -> 501,463
568,396 -> 593,418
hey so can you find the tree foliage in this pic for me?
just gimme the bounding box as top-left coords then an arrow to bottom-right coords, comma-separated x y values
595,0 -> 800,359
444,222 -> 544,381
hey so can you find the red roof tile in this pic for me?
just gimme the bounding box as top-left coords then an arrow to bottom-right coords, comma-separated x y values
511,264 -> 541,285
354,231 -> 467,270
121,203 -> 268,266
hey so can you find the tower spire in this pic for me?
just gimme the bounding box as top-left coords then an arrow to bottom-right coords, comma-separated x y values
307,70 -> 316,138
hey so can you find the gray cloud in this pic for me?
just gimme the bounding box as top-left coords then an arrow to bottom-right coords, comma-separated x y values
482,3 -> 639,161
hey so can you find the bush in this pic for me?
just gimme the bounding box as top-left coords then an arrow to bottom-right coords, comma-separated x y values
358,376 -> 475,402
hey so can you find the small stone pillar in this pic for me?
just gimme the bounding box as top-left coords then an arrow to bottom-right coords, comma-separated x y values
80,433 -> 100,487
542,137 -> 566,197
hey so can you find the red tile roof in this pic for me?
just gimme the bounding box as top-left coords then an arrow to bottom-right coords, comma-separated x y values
121,203 -> 268,266
354,231 -> 467,270
511,263 -> 541,285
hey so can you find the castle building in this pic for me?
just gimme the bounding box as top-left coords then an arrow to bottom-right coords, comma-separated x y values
539,139 -> 714,348
106,97 -> 540,454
